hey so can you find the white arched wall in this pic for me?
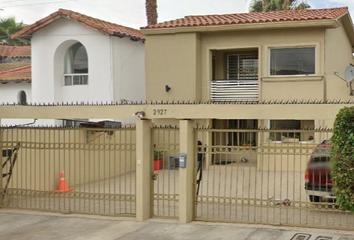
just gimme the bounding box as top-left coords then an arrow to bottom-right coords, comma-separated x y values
0,82 -> 33,126
53,39 -> 84,103
0,83 -> 32,104
31,18 -> 113,104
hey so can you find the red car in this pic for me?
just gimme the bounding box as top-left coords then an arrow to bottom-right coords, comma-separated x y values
305,140 -> 336,202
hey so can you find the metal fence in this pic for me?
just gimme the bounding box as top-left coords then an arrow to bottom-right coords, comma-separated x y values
152,126 -> 179,218
0,126 -> 136,216
195,128 -> 354,230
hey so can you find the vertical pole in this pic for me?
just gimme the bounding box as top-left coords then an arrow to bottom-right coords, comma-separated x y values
136,120 -> 152,221
179,120 -> 195,223
0,119 -> 3,207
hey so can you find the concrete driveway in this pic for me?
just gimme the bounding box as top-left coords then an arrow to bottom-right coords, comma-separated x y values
0,210 -> 353,240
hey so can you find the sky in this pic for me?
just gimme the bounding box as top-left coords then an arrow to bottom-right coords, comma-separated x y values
0,0 -> 353,30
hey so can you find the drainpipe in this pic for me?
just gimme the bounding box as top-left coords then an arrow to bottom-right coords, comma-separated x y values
323,28 -> 327,102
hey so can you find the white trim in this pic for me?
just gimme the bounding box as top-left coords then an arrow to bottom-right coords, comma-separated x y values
63,74 -> 89,86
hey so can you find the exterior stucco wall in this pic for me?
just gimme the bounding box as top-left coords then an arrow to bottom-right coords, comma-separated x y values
0,82 -> 33,125
145,33 -> 200,101
112,37 -> 145,103
31,19 -> 113,103
0,82 -> 32,104
145,24 -> 354,102
201,28 -> 326,101
325,19 -> 354,101
31,18 -> 145,105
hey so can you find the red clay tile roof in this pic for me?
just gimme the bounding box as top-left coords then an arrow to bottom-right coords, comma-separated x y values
142,7 -> 349,29
12,9 -> 145,41
0,62 -> 31,82
0,45 -> 31,58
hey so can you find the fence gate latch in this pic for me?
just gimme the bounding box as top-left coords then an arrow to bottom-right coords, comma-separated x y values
151,172 -> 158,181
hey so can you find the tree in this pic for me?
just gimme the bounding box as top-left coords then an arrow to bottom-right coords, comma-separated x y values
249,0 -> 310,12
331,107 -> 354,212
0,17 -> 28,46
145,0 -> 158,26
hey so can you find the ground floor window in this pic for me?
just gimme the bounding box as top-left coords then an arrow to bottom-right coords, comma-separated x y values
213,119 -> 258,146
269,120 -> 315,142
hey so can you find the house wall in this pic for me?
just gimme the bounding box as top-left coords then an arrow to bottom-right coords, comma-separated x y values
145,24 -> 354,102
145,33 -> 201,101
32,19 -> 113,104
201,27 -> 326,101
0,82 -> 33,125
31,18 -> 145,105
325,18 -> 354,100
112,37 -> 145,103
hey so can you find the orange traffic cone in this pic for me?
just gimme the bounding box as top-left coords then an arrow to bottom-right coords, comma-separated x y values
55,170 -> 74,193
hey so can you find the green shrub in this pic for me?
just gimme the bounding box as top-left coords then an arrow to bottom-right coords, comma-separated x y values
331,106 -> 354,211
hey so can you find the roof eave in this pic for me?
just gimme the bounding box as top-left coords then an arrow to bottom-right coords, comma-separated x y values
112,32 -> 145,42
339,13 -> 354,48
0,79 -> 31,84
141,19 -> 339,35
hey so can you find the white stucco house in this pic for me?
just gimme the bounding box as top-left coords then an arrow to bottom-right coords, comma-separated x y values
0,45 -> 32,105
0,45 -> 32,126
7,9 -> 146,125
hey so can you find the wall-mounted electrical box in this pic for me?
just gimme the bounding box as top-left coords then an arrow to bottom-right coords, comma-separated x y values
179,153 -> 187,168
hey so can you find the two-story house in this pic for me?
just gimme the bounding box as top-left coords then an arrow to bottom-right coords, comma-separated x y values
141,7 -> 354,144
10,9 -> 146,125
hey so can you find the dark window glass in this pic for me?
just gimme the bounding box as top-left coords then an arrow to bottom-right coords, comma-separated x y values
64,42 -> 88,74
18,91 -> 27,105
227,53 -> 258,80
270,48 -> 315,76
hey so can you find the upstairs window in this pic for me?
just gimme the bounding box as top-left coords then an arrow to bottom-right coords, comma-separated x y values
270,47 -> 315,76
227,53 -> 258,80
64,42 -> 88,86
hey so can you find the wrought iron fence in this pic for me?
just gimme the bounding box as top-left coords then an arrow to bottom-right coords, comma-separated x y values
152,126 -> 179,218
195,127 -> 354,230
0,126 -> 136,216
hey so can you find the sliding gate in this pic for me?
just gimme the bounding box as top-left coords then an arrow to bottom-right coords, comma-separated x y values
0,126 -> 136,216
195,127 -> 354,230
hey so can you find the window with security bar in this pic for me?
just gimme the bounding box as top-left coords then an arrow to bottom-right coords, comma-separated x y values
227,53 -> 258,80
269,120 -> 315,142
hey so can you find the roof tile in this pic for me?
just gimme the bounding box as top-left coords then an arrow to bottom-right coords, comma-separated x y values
0,45 -> 31,58
142,7 -> 349,29
13,9 -> 145,41
0,62 -> 31,82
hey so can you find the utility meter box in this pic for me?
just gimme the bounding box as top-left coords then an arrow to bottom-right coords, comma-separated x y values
179,153 -> 187,168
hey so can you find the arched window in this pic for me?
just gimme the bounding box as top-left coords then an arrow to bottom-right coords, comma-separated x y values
64,42 -> 88,86
18,91 -> 27,105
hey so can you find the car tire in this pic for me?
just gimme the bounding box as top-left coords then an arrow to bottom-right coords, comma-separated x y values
309,195 -> 320,202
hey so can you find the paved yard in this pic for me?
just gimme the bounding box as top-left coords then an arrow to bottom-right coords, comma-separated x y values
0,210 -> 353,240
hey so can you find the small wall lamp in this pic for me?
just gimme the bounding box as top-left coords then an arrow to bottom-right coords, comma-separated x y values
133,111 -> 145,119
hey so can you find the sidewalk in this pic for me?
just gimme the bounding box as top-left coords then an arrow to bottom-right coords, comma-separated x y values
0,210 -> 353,240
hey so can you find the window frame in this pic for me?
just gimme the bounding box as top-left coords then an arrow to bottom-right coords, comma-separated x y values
226,52 -> 259,80
63,73 -> 89,86
63,42 -> 89,87
268,45 -> 318,77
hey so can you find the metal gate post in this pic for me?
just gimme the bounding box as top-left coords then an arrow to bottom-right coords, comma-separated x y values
136,120 -> 152,221
0,120 -> 2,207
179,120 -> 195,223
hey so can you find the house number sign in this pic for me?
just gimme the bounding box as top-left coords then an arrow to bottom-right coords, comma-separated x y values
153,109 -> 167,115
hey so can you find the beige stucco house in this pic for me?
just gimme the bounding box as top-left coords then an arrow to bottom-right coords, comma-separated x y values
141,7 -> 354,132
